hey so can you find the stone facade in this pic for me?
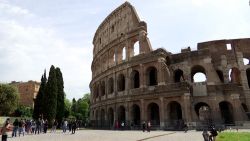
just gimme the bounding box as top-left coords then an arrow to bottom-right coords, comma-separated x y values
90,2 -> 250,129
11,81 -> 40,107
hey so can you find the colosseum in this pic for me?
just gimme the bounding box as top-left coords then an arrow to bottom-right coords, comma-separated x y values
90,2 -> 250,130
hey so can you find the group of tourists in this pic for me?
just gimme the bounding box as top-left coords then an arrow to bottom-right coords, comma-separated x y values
0,118 -> 80,141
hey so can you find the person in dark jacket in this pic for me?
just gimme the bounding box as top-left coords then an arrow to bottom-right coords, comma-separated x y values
71,120 -> 77,134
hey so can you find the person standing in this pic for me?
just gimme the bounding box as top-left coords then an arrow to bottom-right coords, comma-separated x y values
62,120 -> 68,133
202,129 -> 209,141
12,119 -> 18,137
142,121 -> 146,132
35,118 -> 41,134
147,121 -> 151,132
209,127 -> 218,141
43,120 -> 48,133
71,120 -> 77,134
1,118 -> 11,141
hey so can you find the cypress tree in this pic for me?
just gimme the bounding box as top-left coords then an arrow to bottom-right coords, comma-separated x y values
44,65 -> 58,123
71,98 -> 77,116
33,70 -> 47,119
55,67 -> 65,123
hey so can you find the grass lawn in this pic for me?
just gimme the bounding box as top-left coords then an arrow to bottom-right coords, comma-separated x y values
217,132 -> 250,141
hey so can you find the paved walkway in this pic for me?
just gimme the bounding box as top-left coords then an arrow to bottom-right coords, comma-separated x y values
7,130 -> 204,141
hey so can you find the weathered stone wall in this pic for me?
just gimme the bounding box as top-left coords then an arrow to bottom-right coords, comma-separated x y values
90,2 -> 250,129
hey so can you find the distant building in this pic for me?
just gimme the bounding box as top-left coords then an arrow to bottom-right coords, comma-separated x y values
10,81 -> 40,107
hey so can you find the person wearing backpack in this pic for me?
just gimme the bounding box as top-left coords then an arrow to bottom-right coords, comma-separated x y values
209,127 -> 218,141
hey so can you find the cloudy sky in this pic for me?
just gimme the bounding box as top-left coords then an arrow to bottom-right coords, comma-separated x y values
0,0 -> 249,100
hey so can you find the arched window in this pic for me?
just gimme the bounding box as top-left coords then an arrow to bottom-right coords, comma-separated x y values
100,81 -> 105,96
243,58 -> 249,65
194,102 -> 211,121
219,101 -> 234,124
229,67 -> 241,84
118,106 -> 126,123
216,70 -> 224,83
131,104 -> 140,125
108,77 -> 114,94
167,101 -> 182,121
134,41 -> 140,56
122,47 -> 126,61
191,65 -> 207,83
146,67 -> 158,86
131,70 -> 140,88
174,69 -> 184,82
117,74 -> 125,91
147,103 -> 160,125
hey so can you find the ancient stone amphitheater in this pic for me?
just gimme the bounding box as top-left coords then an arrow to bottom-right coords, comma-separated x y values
90,2 -> 250,130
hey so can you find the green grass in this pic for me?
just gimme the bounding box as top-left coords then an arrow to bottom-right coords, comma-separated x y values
217,132 -> 250,141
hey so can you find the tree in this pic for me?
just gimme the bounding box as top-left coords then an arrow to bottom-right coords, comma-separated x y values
33,70 -> 47,119
55,68 -> 65,123
43,65 -> 58,123
0,84 -> 19,116
15,105 -> 33,117
64,98 -> 72,118
71,98 -> 77,115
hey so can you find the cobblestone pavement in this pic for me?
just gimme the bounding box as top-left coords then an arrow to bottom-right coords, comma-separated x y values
7,130 -> 205,141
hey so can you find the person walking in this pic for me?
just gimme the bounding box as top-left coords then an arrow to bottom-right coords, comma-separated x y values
1,118 -> 11,141
35,118 -> 41,134
147,121 -> 151,132
12,119 -> 18,137
209,127 -> 218,141
142,121 -> 146,132
71,120 -> 77,134
62,120 -> 68,133
51,119 -> 58,133
43,120 -> 48,133
202,129 -> 209,141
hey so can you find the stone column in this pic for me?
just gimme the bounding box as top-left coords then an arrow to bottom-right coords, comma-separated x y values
182,93 -> 192,123
140,64 -> 146,88
140,99 -> 145,122
231,94 -> 247,125
209,97 -> 222,123
159,97 -> 165,129
157,58 -> 166,85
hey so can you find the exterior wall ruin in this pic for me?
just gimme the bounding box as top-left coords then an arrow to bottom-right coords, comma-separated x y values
90,2 -> 250,129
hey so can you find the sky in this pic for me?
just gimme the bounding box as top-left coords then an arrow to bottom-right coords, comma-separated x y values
0,0 -> 249,100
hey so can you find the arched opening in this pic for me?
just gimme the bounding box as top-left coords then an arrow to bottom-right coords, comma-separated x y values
191,65 -> 207,83
174,69 -> 184,82
131,70 -> 140,89
146,67 -> 158,86
108,77 -> 114,94
122,47 -> 126,61
134,41 -> 140,56
166,56 -> 171,66
219,101 -> 234,124
108,108 -> 114,127
194,102 -> 211,121
131,104 -> 140,125
95,110 -> 99,126
243,58 -> 249,65
118,106 -> 126,123
113,53 -> 116,64
242,103 -> 250,120
229,67 -> 241,84
100,81 -> 105,96
246,68 -> 250,88
117,74 -> 125,91
216,70 -> 224,83
96,84 -> 100,99
168,101 -> 182,121
147,103 -> 160,125
100,109 -> 105,127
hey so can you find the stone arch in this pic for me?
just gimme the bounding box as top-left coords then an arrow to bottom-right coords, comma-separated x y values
194,102 -> 211,121
100,81 -> 105,96
216,70 -> 224,83
100,109 -> 106,127
117,73 -> 125,91
117,105 -> 126,123
122,47 -> 126,61
167,101 -> 183,121
108,107 -> 114,127
131,70 -> 140,89
133,41 -> 140,56
147,102 -> 160,125
229,67 -> 241,84
191,65 -> 207,82
108,77 -> 114,94
174,69 -> 184,82
146,66 -> 158,86
219,101 -> 234,124
246,68 -> 250,88
131,104 -> 141,125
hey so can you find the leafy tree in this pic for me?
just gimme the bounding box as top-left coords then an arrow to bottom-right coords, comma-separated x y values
76,98 -> 89,121
71,98 -> 77,115
15,105 -> 33,117
43,65 -> 58,123
0,84 -> 19,116
64,98 -> 72,118
55,68 -> 65,123
33,70 -> 47,119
